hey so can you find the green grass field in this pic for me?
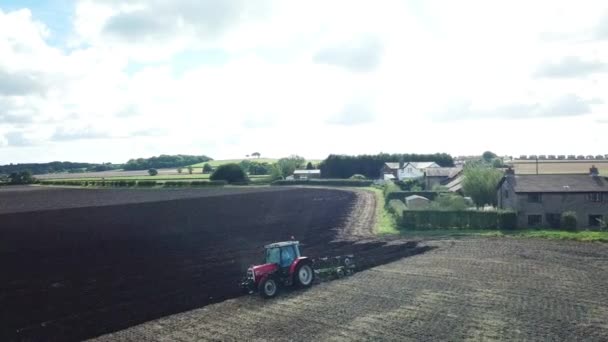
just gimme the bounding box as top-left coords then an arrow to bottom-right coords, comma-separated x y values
191,158 -> 278,167
191,158 -> 323,168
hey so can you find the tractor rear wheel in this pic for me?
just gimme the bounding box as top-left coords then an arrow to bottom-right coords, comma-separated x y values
259,278 -> 278,298
295,264 -> 314,287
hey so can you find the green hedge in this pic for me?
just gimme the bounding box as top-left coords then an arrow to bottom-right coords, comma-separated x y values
400,210 -> 517,230
271,179 -> 373,187
164,180 -> 227,187
498,211 -> 517,230
136,180 -> 157,187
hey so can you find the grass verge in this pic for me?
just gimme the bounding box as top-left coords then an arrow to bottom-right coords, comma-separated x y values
366,187 -> 399,235
398,229 -> 608,242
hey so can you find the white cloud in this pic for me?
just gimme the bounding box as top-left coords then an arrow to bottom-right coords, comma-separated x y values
534,56 -> 607,78
1,1 -> 608,163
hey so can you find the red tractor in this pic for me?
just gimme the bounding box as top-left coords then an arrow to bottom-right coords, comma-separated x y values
240,241 -> 315,298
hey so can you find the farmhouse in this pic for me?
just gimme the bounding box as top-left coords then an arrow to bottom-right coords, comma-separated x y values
497,167 -> 608,228
293,169 -> 321,180
397,162 -> 440,180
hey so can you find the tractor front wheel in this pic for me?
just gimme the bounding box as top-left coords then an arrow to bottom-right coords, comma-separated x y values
259,278 -> 278,298
295,264 -> 314,287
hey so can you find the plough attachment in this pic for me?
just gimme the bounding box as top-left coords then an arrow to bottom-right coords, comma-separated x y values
312,254 -> 356,281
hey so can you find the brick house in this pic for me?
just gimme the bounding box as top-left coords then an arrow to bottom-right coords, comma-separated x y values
497,166 -> 608,228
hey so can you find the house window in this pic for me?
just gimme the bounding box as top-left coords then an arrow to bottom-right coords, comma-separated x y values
588,193 -> 603,202
407,168 -> 413,173
528,215 -> 542,226
589,215 -> 603,227
527,193 -> 542,203
505,190 -> 509,198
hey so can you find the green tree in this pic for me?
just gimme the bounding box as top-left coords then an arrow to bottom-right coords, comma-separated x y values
252,152 -> 261,158
306,162 -> 314,170
461,165 -> 502,207
202,163 -> 213,174
482,151 -> 497,162
249,162 -> 271,175
491,158 -> 504,168
148,168 -> 158,176
187,165 -> 193,174
8,171 -> 36,184
277,155 -> 306,178
177,167 -> 183,174
269,164 -> 283,180
210,163 -> 248,183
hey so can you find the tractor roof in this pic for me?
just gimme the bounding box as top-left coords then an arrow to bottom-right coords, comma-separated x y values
265,241 -> 299,249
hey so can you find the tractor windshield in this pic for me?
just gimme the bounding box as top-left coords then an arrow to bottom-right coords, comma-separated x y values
265,247 -> 281,265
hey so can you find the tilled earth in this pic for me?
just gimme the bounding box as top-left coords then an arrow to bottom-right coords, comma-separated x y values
94,238 -> 608,341
0,186 -> 425,341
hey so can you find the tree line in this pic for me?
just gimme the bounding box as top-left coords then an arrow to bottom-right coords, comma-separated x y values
319,153 -> 454,179
0,162 -> 122,175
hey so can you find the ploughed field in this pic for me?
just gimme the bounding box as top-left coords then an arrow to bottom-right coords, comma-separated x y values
96,238 -> 608,341
0,186 -> 422,341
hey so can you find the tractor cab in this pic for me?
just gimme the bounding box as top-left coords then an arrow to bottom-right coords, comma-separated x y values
241,240 -> 314,298
264,241 -> 301,268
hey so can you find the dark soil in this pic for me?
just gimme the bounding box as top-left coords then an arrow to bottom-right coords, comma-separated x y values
0,187 -> 422,341
95,238 -> 608,341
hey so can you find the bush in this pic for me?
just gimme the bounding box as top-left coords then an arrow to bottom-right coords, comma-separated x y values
148,168 -> 158,176
210,163 -> 248,184
350,174 -> 366,180
388,199 -> 407,221
137,180 -> 157,187
271,179 -> 373,187
561,211 -> 578,231
164,181 -> 188,187
429,193 -> 469,210
498,211 -> 517,230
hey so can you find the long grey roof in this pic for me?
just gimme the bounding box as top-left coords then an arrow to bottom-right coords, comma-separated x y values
502,174 -> 608,193
425,167 -> 462,177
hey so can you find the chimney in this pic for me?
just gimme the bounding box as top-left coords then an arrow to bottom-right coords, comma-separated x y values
590,165 -> 599,176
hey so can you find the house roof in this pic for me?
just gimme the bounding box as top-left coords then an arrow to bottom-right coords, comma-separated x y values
500,174 -> 608,193
444,174 -> 463,192
406,195 -> 430,201
425,167 -> 462,177
404,162 -> 440,169
293,169 -> 321,174
384,162 -> 400,170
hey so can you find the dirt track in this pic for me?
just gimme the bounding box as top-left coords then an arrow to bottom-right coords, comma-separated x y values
1,187 -> 424,341
94,238 -> 608,341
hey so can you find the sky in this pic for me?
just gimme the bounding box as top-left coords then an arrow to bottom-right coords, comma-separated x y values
0,0 -> 607,164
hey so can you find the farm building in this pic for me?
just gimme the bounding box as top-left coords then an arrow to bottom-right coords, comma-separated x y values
380,162 -> 401,179
507,159 -> 608,175
405,195 -> 430,209
424,167 -> 462,189
293,169 -> 321,180
497,167 -> 608,228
